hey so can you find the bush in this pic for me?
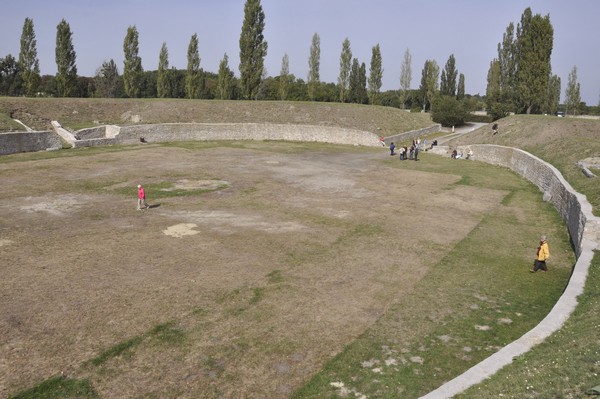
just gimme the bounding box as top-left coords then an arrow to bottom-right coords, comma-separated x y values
431,96 -> 467,127
489,103 -> 510,121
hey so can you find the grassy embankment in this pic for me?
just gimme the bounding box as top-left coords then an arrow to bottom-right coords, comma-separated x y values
0,97 -> 433,134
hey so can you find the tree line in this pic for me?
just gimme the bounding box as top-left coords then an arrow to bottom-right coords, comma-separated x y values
1,2 -> 595,118
0,0 -> 475,111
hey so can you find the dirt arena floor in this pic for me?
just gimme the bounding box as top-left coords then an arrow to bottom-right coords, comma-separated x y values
0,143 -> 505,398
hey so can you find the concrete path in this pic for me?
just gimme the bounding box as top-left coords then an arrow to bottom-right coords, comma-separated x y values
437,122 -> 488,145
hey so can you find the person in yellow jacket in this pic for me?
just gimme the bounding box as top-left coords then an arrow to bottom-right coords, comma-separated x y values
530,235 -> 550,272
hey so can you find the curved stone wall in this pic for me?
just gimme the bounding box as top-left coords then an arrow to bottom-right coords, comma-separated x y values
464,144 -> 598,256
420,144 -> 600,399
73,123 -> 383,148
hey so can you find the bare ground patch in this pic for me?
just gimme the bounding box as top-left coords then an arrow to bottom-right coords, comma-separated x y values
0,145 -> 506,398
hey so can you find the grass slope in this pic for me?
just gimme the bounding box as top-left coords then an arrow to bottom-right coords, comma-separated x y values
456,252 -> 600,399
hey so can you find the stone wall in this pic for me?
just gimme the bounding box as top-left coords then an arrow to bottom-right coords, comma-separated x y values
0,131 -> 62,155
73,123 -> 382,148
456,144 -> 598,255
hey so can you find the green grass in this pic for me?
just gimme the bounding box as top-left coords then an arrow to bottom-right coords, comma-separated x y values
0,108 -> 23,131
292,152 -> 575,398
456,251 -> 600,399
8,376 -> 98,399
120,180 -> 229,199
267,269 -> 285,284
89,336 -> 144,366
0,142 -> 147,164
149,321 -> 186,345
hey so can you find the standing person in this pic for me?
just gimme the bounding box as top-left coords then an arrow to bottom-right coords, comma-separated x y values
389,142 -> 396,156
137,184 -> 149,210
414,143 -> 420,161
530,235 -> 550,272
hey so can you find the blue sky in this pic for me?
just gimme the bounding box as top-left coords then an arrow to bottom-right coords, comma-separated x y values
1,0 -> 598,104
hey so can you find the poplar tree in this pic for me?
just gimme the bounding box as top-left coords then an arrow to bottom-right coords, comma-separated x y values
186,33 -> 201,99
338,38 -> 352,103
217,53 -> 234,100
515,8 -> 553,113
565,66 -> 581,115
123,25 -> 143,98
278,53 -> 290,101
498,23 -> 517,109
399,48 -> 412,109
440,54 -> 457,97
457,73 -> 465,100
349,58 -> 367,104
18,17 -> 40,96
55,19 -> 77,97
368,44 -> 383,105
358,62 -> 368,104
239,0 -> 267,100
157,42 -> 170,98
486,59 -> 501,110
307,33 -> 320,101
419,59 -> 439,111
546,74 -> 561,115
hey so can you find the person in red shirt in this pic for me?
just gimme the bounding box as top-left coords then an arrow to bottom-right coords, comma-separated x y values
137,184 -> 149,210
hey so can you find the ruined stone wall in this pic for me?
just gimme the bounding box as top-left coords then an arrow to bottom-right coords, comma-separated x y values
0,131 -> 62,155
74,123 -> 381,147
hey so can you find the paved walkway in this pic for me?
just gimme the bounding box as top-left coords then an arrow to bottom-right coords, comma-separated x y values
436,122 -> 488,145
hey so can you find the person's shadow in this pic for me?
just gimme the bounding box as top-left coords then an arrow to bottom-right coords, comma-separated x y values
147,203 -> 161,209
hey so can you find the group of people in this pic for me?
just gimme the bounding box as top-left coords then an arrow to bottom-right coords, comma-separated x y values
451,147 -> 473,160
389,138 -> 423,161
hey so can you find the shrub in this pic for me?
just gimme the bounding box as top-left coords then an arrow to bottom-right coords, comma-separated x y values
431,96 -> 467,127
489,103 -> 510,121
